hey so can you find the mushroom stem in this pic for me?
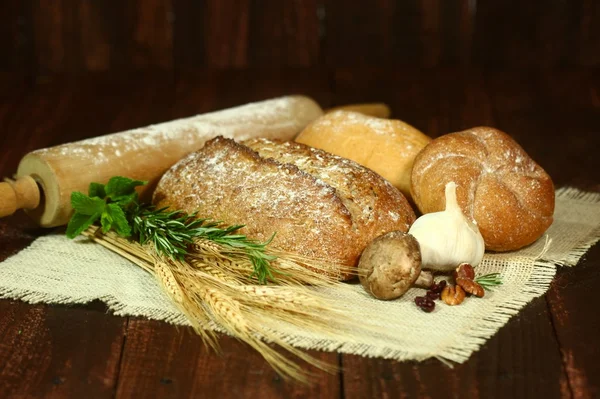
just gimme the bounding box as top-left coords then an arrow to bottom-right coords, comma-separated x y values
413,270 -> 434,289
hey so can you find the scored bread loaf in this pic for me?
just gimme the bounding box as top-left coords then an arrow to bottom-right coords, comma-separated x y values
411,126 -> 554,252
153,136 -> 416,279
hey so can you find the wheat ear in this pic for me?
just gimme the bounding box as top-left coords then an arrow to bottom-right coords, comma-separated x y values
83,226 -> 374,382
171,260 -> 334,382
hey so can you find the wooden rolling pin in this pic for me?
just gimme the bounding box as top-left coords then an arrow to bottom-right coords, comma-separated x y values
0,96 -> 324,227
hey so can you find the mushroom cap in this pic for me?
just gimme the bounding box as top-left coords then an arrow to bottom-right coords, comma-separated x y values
358,231 -> 422,300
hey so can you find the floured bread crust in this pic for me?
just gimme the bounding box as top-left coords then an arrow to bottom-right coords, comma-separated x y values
153,137 -> 416,279
411,126 -> 555,252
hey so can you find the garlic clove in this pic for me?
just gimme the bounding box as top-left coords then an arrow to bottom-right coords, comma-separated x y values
408,182 -> 485,271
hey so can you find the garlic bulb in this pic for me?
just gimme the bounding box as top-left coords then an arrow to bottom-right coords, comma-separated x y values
408,182 -> 485,271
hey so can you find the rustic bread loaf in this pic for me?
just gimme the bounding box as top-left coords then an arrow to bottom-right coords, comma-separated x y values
411,126 -> 554,252
153,136 -> 416,279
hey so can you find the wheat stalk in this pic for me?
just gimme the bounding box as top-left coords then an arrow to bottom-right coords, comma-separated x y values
166,257 -> 338,382
190,236 -> 356,287
81,226 -> 373,383
153,261 -> 184,303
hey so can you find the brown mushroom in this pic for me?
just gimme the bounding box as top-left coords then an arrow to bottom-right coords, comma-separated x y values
358,231 -> 422,300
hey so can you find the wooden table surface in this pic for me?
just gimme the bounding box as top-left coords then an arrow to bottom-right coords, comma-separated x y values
0,69 -> 598,399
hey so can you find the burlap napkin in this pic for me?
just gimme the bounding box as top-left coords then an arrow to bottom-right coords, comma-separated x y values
0,187 -> 598,363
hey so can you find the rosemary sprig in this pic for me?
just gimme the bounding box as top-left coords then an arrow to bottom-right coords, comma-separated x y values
474,273 -> 503,290
130,204 -> 279,283
130,205 -> 209,259
66,176 -> 279,284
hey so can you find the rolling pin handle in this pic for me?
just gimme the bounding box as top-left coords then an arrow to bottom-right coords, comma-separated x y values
0,176 -> 41,218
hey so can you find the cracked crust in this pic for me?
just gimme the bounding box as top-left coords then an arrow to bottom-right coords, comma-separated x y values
154,136 -> 416,280
411,126 -> 555,252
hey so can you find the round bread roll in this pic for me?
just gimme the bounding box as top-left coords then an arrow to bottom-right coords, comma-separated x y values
411,127 -> 554,252
295,110 -> 431,198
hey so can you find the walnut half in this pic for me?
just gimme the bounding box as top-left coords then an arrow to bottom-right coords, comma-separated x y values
441,285 -> 466,306
456,277 -> 485,298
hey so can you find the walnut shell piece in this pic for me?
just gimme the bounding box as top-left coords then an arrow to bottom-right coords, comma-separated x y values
358,231 -> 422,300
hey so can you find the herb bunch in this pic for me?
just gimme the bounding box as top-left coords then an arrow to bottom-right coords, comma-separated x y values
66,176 -> 278,283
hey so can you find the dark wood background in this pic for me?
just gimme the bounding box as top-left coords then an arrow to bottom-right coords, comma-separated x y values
1,1 -> 600,398
2,0 -> 600,78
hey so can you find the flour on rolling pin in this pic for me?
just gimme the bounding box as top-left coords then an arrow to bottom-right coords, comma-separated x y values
4,96 -> 323,227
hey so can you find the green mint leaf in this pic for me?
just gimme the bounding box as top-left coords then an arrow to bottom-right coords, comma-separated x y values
66,211 -> 101,239
105,177 -> 147,201
88,182 -> 106,198
113,191 -> 139,207
71,191 -> 106,215
100,211 -> 113,233
105,203 -> 132,236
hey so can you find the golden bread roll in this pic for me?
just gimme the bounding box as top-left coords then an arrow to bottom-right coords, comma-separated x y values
153,137 -> 416,280
325,103 -> 391,118
295,110 -> 431,198
411,126 -> 555,252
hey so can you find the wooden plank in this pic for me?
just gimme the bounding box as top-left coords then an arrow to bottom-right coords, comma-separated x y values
31,0 -> 119,73
31,0 -> 173,75
173,0 -> 249,68
473,0 -> 581,67
31,0 -> 118,73
547,246 -> 600,399
0,300 -> 126,399
322,0 -> 421,66
117,0 -> 174,70
115,319 -> 340,398
435,69 -> 495,132
174,0 -> 320,68
0,0 -> 33,74
322,0 -> 474,67
31,0 -> 80,75
75,1 -> 112,72
247,0 -> 320,66
440,0 -> 476,65
337,67 -> 570,398
172,0 -> 209,68
577,0 -> 600,66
